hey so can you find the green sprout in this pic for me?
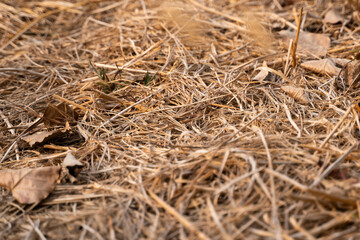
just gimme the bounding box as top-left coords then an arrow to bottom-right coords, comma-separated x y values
90,60 -> 115,93
143,71 -> 156,86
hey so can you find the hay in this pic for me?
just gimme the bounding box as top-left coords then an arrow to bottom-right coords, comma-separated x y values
1,0 -> 360,239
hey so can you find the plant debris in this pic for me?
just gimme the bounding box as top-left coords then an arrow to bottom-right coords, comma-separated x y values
20,130 -> 64,148
301,58 -> 341,76
1,0 -> 360,239
281,85 -> 309,103
279,30 -> 331,57
324,9 -> 343,24
0,166 -> 61,204
42,102 -> 78,127
340,60 -> 360,87
62,152 -> 83,182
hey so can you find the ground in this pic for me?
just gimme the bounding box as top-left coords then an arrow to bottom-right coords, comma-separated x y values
1,0 -> 360,239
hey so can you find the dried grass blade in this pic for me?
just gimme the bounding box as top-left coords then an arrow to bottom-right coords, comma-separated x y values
311,143 -> 358,187
291,8 -> 303,67
148,190 -> 211,240
319,104 -> 353,149
0,0 -> 96,52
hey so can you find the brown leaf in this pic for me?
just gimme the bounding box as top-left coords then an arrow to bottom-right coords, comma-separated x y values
0,166 -> 61,204
279,30 -> 330,57
20,130 -> 62,148
43,102 -> 78,127
19,128 -> 82,148
281,85 -> 308,103
253,62 -> 269,81
301,58 -> 341,76
63,152 -> 83,181
340,60 -> 360,86
353,11 -> 360,25
331,58 -> 350,67
324,9 -> 343,24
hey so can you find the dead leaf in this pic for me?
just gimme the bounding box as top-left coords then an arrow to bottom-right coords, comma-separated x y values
354,11 -> 360,25
20,130 -> 62,148
0,166 -> 61,204
19,127 -> 82,148
63,152 -> 83,182
281,85 -> 308,103
331,58 -> 350,67
324,9 -> 343,24
301,58 -> 341,76
279,30 -> 330,57
253,62 -> 269,81
43,102 -> 78,127
340,60 -> 360,86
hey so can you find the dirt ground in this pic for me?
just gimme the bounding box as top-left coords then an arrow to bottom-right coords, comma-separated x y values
1,0 -> 360,239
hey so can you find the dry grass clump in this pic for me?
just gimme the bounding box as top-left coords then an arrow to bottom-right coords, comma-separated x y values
1,0 -> 360,239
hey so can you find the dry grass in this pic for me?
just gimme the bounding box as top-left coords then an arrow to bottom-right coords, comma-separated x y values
1,0 -> 360,239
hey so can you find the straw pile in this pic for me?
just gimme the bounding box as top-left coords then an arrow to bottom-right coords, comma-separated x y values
1,0 -> 360,239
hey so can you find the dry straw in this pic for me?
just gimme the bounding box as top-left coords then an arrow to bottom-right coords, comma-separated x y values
1,0 -> 360,239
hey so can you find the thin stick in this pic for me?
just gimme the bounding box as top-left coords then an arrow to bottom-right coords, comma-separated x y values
206,197 -> 232,240
283,103 -> 301,137
266,168 -> 357,206
0,110 -> 19,161
291,8 -> 303,67
311,143 -> 358,187
319,104 -> 353,149
53,94 -> 88,112
258,129 -> 282,240
290,217 -> 316,240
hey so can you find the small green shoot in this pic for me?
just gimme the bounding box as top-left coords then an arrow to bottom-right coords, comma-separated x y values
143,71 -> 156,86
89,60 -> 115,93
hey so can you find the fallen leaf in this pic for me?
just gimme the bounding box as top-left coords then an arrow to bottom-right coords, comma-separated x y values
301,58 -> 341,76
0,166 -> 61,204
340,60 -> 360,86
19,128 -> 82,148
281,85 -> 308,103
331,58 -> 350,67
354,11 -> 360,25
63,152 -> 83,182
253,62 -> 269,81
20,130 -> 62,148
324,9 -> 343,24
43,102 -> 78,127
279,30 -> 330,57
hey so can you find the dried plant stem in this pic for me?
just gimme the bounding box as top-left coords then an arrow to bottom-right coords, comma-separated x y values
258,129 -> 282,240
1,0 -> 360,238
311,143 -> 358,187
291,8 -> 303,67
266,168 -> 357,206
290,216 -> 316,240
206,197 -> 232,240
0,0 -> 100,52
148,190 -> 210,240
0,110 -> 19,161
95,88 -> 162,134
319,104 -> 353,149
